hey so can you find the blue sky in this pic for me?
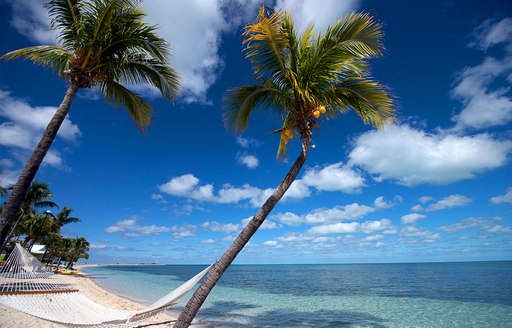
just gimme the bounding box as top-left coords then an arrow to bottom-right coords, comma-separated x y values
0,0 -> 511,264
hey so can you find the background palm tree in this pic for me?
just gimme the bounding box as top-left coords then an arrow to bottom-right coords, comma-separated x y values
175,8 -> 395,327
0,181 -> 58,254
54,207 -> 80,228
0,0 -> 181,244
66,237 -> 90,269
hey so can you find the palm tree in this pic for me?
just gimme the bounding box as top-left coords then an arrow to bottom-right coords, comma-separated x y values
0,0 -> 180,244
66,237 -> 89,269
175,8 -> 395,327
55,207 -> 80,227
0,181 -> 58,253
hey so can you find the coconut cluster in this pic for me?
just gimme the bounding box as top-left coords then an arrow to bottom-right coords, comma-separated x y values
280,128 -> 294,144
312,105 -> 327,119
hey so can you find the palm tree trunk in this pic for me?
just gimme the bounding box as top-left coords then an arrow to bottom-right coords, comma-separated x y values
0,83 -> 79,252
174,135 -> 311,328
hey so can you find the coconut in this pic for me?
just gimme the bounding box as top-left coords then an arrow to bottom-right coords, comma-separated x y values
313,110 -> 320,118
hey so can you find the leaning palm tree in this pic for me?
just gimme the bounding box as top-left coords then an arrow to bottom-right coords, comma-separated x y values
175,8 -> 395,327
0,0 -> 180,244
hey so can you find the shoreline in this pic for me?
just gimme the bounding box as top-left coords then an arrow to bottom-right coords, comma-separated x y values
0,267 -> 211,328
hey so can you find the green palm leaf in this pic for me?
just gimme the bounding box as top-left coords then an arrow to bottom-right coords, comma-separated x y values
99,80 -> 153,131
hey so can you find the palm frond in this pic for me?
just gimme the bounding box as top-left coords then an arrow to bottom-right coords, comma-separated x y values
1,46 -> 73,77
45,0 -> 82,49
107,55 -> 180,101
99,80 -> 153,131
243,7 -> 289,84
328,77 -> 395,127
321,12 -> 384,59
223,82 -> 289,133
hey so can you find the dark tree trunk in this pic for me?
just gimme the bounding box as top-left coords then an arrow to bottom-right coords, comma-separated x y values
174,135 -> 311,328
0,83 -> 79,253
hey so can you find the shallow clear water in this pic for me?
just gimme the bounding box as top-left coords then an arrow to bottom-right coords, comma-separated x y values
83,262 -> 512,327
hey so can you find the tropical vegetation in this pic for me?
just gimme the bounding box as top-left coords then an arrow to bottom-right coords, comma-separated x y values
0,0 -> 181,248
175,7 -> 395,327
0,181 -> 88,269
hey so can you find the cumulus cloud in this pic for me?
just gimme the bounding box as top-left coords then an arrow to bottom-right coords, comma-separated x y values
401,213 -> 426,225
274,197 -> 390,227
157,171 -> 357,208
171,224 -> 197,239
202,216 -> 281,235
105,217 -> 171,238
0,90 -> 81,169
6,0 -> 57,44
307,219 -> 396,235
201,221 -> 241,234
302,162 -> 365,193
439,217 -> 512,234
349,124 -> 512,185
415,194 -> 472,212
400,226 -> 440,243
237,153 -> 259,169
490,187 -> 512,204
274,0 -> 359,33
451,17 -> 512,131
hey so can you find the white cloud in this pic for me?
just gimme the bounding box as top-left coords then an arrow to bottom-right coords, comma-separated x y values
263,240 -> 279,247
419,194 -> 472,212
302,162 -> 365,193
202,239 -> 216,244
308,222 -> 360,235
349,124 -> 512,185
274,0 -> 360,33
89,244 -> 109,250
0,90 -> 81,145
283,180 -> 311,200
471,17 -> 512,51
307,219 -> 396,235
105,217 -> 171,238
490,187 -> 512,204
400,226 -> 440,242
236,136 -> 261,148
274,197 -> 389,227
201,221 -> 241,234
141,0 -> 230,103
158,174 -> 311,207
274,212 -> 302,227
439,217 -> 512,234
171,224 -> 197,239
151,193 -> 164,200
401,213 -> 426,225
6,0 -> 57,44
419,196 -> 433,204
0,90 -> 81,169
451,18 -> 512,131
237,153 -> 259,169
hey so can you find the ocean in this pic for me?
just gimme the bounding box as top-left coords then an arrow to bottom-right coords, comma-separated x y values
83,261 -> 512,327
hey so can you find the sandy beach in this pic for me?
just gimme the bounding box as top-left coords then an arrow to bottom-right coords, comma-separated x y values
0,268 -> 209,328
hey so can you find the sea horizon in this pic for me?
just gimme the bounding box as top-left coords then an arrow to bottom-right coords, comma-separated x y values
83,259 -> 512,266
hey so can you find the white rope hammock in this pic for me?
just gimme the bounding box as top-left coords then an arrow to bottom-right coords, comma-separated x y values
0,243 -> 212,327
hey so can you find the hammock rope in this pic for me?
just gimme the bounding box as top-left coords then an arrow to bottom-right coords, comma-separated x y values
0,243 -> 212,327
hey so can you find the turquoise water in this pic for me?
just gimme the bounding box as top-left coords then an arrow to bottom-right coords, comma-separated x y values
83,262 -> 512,327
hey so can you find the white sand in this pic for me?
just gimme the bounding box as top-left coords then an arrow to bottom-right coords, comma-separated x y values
0,269 -> 210,328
